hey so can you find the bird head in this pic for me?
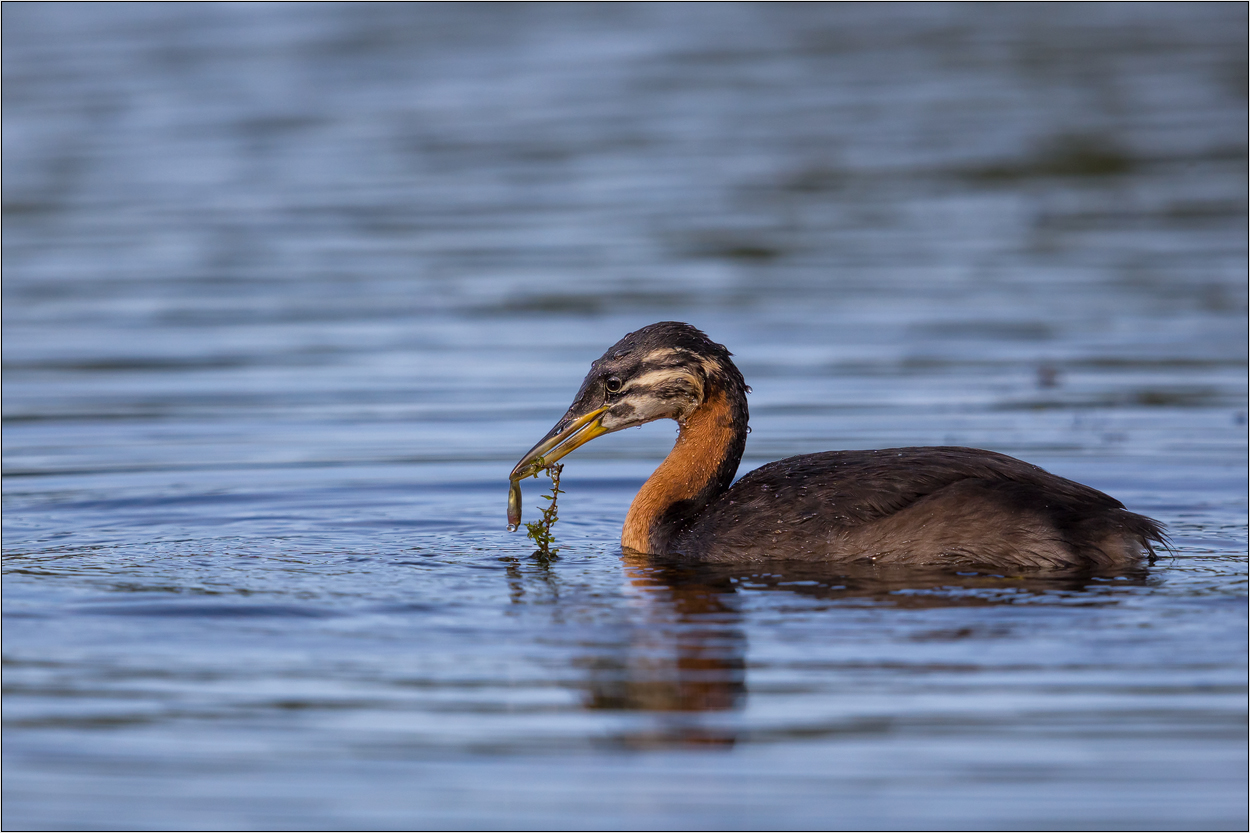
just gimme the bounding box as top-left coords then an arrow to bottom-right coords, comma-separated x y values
509,322 -> 740,480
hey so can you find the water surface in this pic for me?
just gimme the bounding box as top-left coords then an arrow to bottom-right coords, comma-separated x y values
3,4 -> 1247,829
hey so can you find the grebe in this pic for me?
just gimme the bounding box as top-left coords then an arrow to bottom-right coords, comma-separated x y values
509,322 -> 1165,568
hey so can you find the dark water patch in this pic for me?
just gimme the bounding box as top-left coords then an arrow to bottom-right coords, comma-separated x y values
5,715 -> 169,731
965,135 -> 1135,182
471,290 -> 700,317
1165,199 -> 1247,222
776,165 -> 853,195
77,602 -> 336,619
1071,357 -> 1248,370
992,387 -> 1239,410
679,239 -> 786,263
911,320 -> 1055,341
0,350 -> 368,373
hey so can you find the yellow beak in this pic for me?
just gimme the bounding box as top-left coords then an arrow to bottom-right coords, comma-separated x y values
507,405 -> 610,530
510,405 -> 610,482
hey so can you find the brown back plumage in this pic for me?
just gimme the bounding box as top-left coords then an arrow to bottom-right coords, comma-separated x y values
670,447 -> 1167,567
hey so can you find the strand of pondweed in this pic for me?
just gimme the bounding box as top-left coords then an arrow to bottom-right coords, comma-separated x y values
524,462 -> 563,557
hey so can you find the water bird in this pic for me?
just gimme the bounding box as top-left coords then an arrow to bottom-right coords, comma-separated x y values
510,322 -> 1165,568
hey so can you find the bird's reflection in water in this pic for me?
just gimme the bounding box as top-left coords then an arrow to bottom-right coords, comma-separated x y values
582,553 -> 748,748
578,552 -> 1155,749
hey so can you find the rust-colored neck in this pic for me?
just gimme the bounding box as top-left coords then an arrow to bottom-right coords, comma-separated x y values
622,385 -> 747,554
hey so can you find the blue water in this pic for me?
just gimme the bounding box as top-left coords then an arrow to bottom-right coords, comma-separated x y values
3,4 -> 1247,829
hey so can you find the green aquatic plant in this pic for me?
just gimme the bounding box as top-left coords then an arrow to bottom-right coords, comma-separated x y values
523,462 -> 563,558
